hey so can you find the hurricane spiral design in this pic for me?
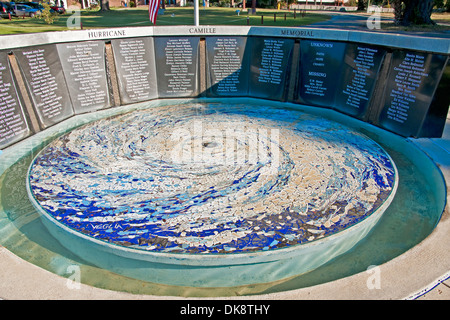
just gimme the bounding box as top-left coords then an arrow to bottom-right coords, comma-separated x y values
28,103 -> 396,254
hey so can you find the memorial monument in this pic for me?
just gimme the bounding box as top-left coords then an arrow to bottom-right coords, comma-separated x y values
14,45 -> 74,129
0,25 -> 448,295
2,28 -> 448,145
378,51 -> 449,137
57,41 -> 110,113
206,36 -> 249,96
0,52 -> 30,149
249,37 -> 294,101
155,37 -> 199,97
111,38 -> 158,104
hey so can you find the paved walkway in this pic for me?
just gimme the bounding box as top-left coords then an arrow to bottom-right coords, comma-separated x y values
308,12 -> 392,30
306,11 -> 450,38
410,112 -> 450,300
416,276 -> 450,300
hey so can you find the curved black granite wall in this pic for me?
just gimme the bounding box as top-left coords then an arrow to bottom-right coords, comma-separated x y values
0,26 -> 449,150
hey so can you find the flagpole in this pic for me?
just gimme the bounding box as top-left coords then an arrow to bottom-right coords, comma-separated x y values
194,0 -> 199,26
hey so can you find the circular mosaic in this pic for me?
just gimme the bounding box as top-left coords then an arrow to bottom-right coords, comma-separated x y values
27,103 -> 396,255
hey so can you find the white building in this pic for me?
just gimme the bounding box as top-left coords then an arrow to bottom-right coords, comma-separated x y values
297,0 -> 349,4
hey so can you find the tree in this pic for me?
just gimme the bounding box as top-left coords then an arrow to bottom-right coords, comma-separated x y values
287,0 -> 296,9
392,0 -> 403,25
100,0 -> 110,11
357,0 -> 366,11
403,0 -> 435,25
40,3 -> 59,24
393,0 -> 435,26
434,0 -> 445,9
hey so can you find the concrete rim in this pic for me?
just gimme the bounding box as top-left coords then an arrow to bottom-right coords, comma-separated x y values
0,201 -> 448,300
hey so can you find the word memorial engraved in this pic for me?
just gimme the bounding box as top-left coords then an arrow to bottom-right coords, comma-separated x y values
206,36 -> 249,97
14,44 -> 74,128
0,52 -> 30,149
155,37 -> 199,98
111,38 -> 158,104
57,41 -> 110,113
378,51 -> 448,137
249,37 -> 294,101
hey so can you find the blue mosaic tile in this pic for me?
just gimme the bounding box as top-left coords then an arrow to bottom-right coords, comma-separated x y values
28,103 -> 396,254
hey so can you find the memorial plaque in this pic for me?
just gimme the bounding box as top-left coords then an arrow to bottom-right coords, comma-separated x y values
249,37 -> 294,101
206,36 -> 249,97
0,51 -> 31,149
14,44 -> 74,128
111,38 -> 158,104
298,40 -> 347,107
154,37 -> 199,98
334,44 -> 386,119
378,50 -> 448,137
418,58 -> 450,138
57,41 -> 110,114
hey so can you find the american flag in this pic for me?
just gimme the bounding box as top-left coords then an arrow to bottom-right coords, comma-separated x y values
149,0 -> 160,24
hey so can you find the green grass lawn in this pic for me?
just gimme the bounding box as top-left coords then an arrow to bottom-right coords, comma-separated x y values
0,7 -> 330,34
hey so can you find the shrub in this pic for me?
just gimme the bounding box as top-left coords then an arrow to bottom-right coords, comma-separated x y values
40,3 -> 59,24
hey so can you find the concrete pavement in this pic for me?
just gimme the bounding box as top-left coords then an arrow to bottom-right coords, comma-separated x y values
305,11 -> 450,38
